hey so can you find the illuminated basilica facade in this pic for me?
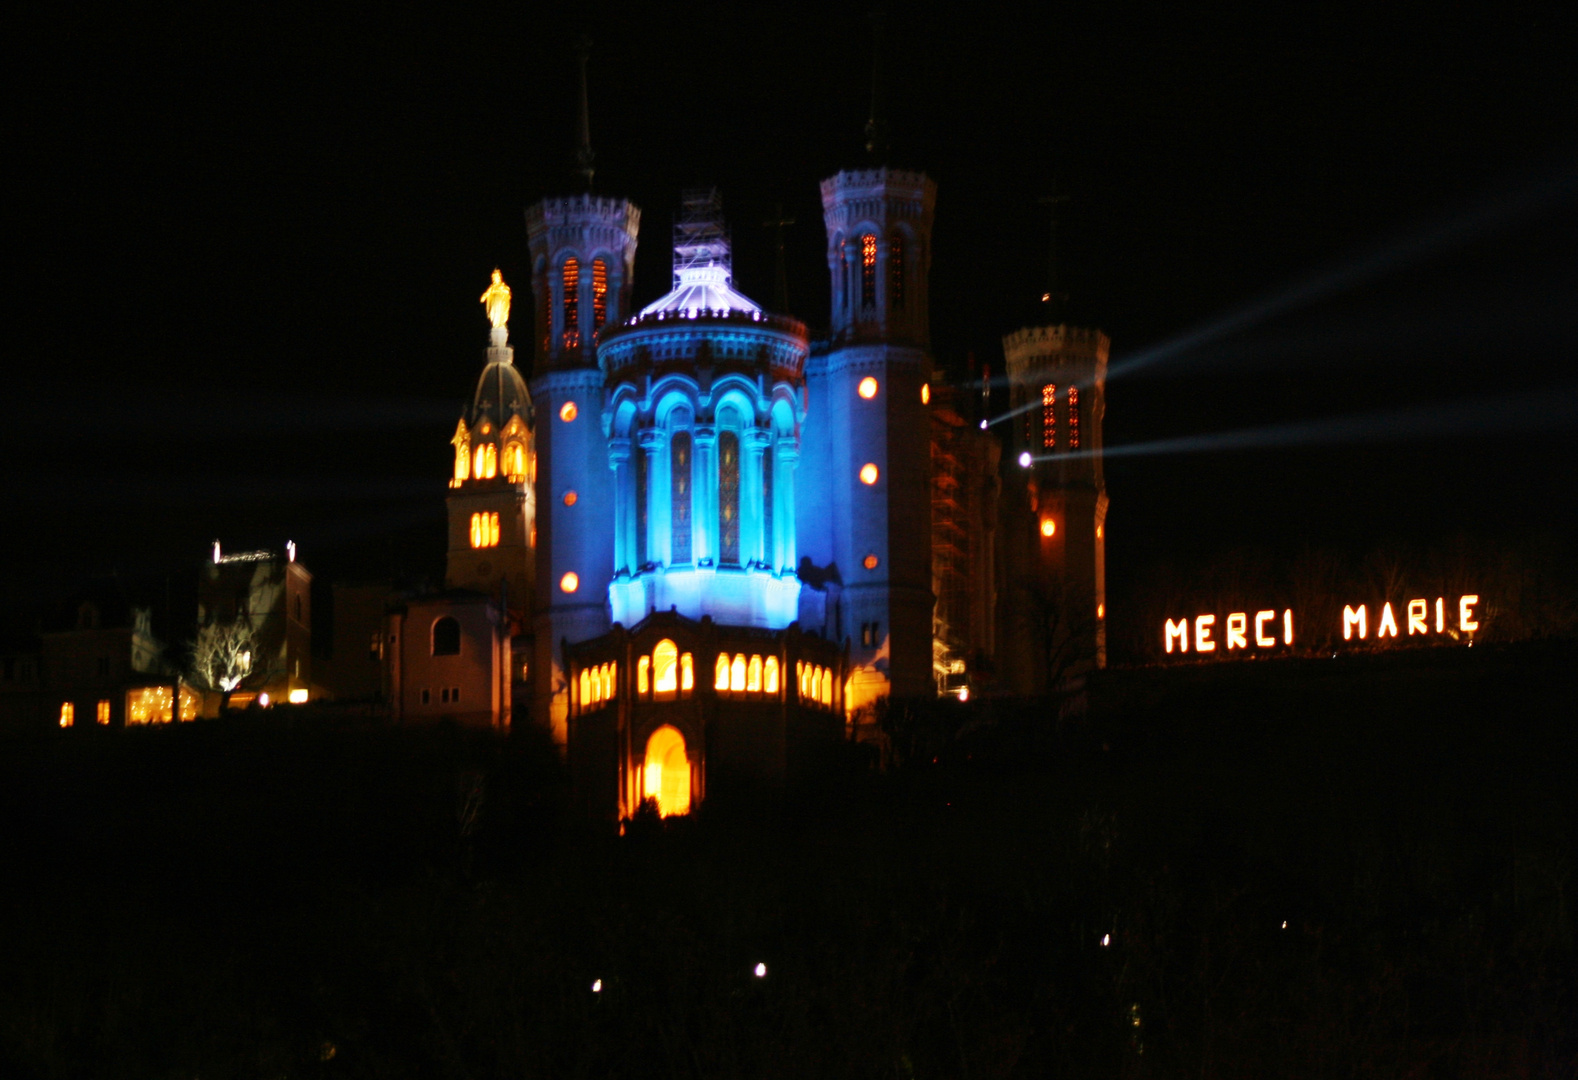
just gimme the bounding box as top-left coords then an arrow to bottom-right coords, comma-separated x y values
424,161 -> 1107,819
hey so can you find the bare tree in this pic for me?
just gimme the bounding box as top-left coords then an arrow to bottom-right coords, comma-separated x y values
190,617 -> 258,694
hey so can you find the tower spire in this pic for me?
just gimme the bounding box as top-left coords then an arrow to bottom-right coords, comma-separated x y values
863,10 -> 889,161
762,202 -> 796,313
1038,184 -> 1070,322
572,35 -> 595,190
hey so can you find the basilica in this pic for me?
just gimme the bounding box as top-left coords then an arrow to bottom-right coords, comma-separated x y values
395,151 -> 1109,820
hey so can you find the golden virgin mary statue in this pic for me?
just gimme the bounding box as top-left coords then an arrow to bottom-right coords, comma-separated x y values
480,269 -> 511,330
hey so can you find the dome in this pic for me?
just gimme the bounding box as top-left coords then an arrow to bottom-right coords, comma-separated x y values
471,359 -> 532,431
638,265 -> 761,318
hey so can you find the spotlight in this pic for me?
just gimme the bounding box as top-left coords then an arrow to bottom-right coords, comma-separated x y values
1018,451 -> 1032,468
753,963 -> 767,978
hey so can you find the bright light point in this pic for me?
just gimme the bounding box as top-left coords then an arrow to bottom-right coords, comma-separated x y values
1097,603 -> 1105,619
1041,292 -> 1052,302
1281,921 -> 1288,929
560,572 -> 579,593
958,687 -> 969,702
1040,518 -> 1056,538
858,376 -> 878,399
863,553 -> 878,570
591,979 -> 602,993
258,693 -> 270,708
1018,451 -> 1032,468
753,963 -> 767,978
859,463 -> 879,485
1096,525 -> 1103,539
1101,934 -> 1111,947
288,689 -> 308,704
559,401 -> 578,422
921,383 -> 930,405
979,419 -> 988,430
563,490 -> 577,506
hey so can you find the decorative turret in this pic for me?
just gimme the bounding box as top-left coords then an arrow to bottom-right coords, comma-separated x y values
820,168 -> 934,348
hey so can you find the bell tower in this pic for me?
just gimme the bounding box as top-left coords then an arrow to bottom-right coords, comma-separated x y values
800,167 -> 937,705
524,40 -> 641,743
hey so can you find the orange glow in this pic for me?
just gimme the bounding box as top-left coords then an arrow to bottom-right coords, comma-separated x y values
680,653 -> 694,691
1040,518 -> 1056,538
1459,595 -> 1480,633
858,376 -> 878,399
1408,599 -> 1428,635
591,259 -> 608,330
715,653 -> 730,691
643,726 -> 691,817
764,656 -> 779,694
504,442 -> 525,478
1343,605 -> 1367,640
1226,612 -> 1248,650
1284,609 -> 1294,645
579,668 -> 591,708
480,268 -> 511,329
1254,610 -> 1276,647
638,655 -> 650,694
59,702 -> 74,728
730,654 -> 746,692
289,688 -> 307,704
95,699 -> 110,725
1194,615 -> 1217,652
653,639 -> 678,696
1165,619 -> 1188,654
1436,597 -> 1445,632
1097,524 -> 1104,539
559,571 -> 579,593
563,490 -> 577,506
747,655 -> 762,692
470,511 -> 500,548
863,553 -> 879,570
921,383 -> 930,405
1378,602 -> 1399,638
1097,603 -> 1105,619
1041,384 -> 1056,449
821,669 -> 832,706
559,401 -> 578,422
859,463 -> 879,485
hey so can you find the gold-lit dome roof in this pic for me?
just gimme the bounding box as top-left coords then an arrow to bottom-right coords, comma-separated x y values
471,359 -> 532,431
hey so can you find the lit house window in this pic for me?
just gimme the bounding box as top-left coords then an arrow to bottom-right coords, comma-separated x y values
96,699 -> 111,724
59,702 -> 74,728
591,258 -> 608,330
763,656 -> 779,694
1068,386 -> 1079,449
889,233 -> 904,307
860,234 -> 877,307
715,653 -> 729,691
561,258 -> 580,349
1042,384 -> 1056,449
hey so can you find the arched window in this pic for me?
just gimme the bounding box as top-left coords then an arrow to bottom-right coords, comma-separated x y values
653,639 -> 678,699
860,234 -> 877,307
821,668 -> 833,706
638,655 -> 650,695
579,668 -> 591,710
642,725 -> 691,817
671,431 -> 692,564
474,443 -> 498,480
718,429 -> 740,565
889,233 -> 905,308
762,444 -> 774,568
504,442 -> 526,479
764,656 -> 779,694
591,258 -> 608,330
1067,386 -> 1080,449
747,655 -> 762,693
432,617 -> 461,656
730,654 -> 746,693
715,653 -> 730,691
680,653 -> 694,694
635,441 -> 648,568
602,662 -> 615,702
1041,384 -> 1057,450
561,258 -> 580,349
454,438 -> 470,482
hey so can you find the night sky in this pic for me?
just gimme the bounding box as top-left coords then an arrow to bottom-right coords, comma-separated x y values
10,1 -> 1578,622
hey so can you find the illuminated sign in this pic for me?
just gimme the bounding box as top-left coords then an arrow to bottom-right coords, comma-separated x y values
1164,595 -> 1479,655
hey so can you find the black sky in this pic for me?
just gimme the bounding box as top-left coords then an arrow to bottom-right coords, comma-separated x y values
8,1 -> 1578,617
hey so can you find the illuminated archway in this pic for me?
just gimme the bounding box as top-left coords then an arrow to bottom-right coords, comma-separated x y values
642,725 -> 691,817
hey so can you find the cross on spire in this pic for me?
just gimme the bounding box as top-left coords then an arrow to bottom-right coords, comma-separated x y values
762,203 -> 796,313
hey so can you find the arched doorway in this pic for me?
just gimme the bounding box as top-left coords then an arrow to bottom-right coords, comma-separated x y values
642,725 -> 691,817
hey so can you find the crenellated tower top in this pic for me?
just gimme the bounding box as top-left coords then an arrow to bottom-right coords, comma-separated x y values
524,194 -> 641,371
820,167 -> 935,347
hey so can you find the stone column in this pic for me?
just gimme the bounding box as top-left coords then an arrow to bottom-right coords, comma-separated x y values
639,428 -> 668,568
692,424 -> 716,566
608,436 -> 631,575
776,436 -> 799,574
742,428 -> 769,567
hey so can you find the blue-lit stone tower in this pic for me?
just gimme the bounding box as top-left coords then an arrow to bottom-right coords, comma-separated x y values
525,192 -> 641,739
800,168 -> 937,705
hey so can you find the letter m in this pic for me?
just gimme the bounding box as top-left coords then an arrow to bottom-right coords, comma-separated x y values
1343,604 -> 1367,640
1165,619 -> 1189,654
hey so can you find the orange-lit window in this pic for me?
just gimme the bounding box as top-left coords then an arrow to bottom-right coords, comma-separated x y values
638,655 -> 650,695
860,234 -> 877,307
730,654 -> 746,692
579,668 -> 591,711
1067,386 -> 1079,449
470,512 -> 500,548
591,259 -> 608,330
821,668 -> 832,706
889,233 -> 904,307
454,440 -> 470,482
763,656 -> 779,694
474,442 -> 497,480
858,376 -> 878,399
798,661 -> 809,699
860,463 -> 879,485
504,442 -> 526,478
680,653 -> 694,694
653,639 -> 678,698
59,702 -> 74,728
560,571 -> 578,593
561,258 -> 580,349
1041,384 -> 1056,449
96,699 -> 110,725
921,382 -> 930,405
715,653 -> 730,691
809,665 -> 820,705
603,662 -> 616,701
560,401 -> 578,423
747,655 -> 762,693
643,725 -> 691,817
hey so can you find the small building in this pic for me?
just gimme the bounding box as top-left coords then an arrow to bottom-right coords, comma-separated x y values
384,591 -> 511,730
196,542 -> 313,707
